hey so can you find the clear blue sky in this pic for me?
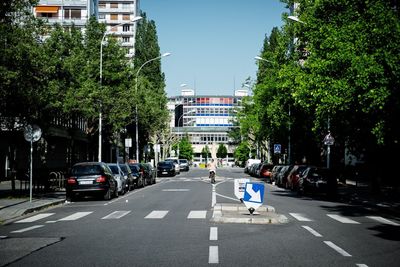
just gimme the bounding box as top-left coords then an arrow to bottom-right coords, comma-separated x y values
139,0 -> 287,97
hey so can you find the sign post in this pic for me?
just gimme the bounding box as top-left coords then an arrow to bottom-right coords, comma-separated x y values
243,182 -> 265,214
234,179 -> 250,201
323,132 -> 335,169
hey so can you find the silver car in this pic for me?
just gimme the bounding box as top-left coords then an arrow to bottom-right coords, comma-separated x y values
107,163 -> 127,195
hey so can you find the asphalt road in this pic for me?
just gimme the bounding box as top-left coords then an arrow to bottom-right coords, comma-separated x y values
0,167 -> 399,266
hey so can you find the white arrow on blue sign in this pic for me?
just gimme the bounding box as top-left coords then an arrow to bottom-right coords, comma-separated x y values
274,144 -> 281,154
243,183 -> 264,212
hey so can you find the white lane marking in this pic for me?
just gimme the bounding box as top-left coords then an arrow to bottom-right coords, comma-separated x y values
0,236 -> 8,239
366,216 -> 400,226
209,246 -> 219,264
11,225 -> 44,233
46,221 -> 57,224
162,189 -> 190,192
356,264 -> 369,267
212,210 -> 222,218
289,213 -> 313,222
15,213 -> 55,223
327,214 -> 360,224
211,184 -> 216,207
210,227 -> 218,241
58,212 -> 93,221
102,211 -> 131,220
215,193 -> 241,202
324,241 -> 352,257
187,210 -> 207,219
302,226 -> 322,237
145,210 -> 169,219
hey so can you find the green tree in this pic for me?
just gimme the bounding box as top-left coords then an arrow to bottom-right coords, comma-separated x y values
216,144 -> 227,159
178,137 -> 193,160
201,145 -> 211,162
234,142 -> 250,167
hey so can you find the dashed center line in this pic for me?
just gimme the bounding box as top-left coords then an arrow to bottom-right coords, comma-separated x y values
209,246 -> 219,264
289,213 -> 313,222
209,227 -> 218,241
327,214 -> 360,224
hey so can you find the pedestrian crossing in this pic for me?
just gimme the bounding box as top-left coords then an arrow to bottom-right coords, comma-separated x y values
13,209 -> 210,224
288,213 -> 399,226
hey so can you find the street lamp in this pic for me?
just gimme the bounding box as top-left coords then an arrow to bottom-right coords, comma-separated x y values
254,56 -> 275,64
288,15 -> 306,24
99,16 -> 142,162
135,52 -> 171,162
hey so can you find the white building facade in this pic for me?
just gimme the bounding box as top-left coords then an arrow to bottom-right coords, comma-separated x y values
168,90 -> 247,164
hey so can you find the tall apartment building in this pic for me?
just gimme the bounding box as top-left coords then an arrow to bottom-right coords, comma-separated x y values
33,0 -> 98,29
33,1 -> 140,56
98,0 -> 140,56
168,89 -> 247,163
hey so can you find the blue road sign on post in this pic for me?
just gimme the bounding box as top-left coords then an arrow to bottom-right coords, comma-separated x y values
243,182 -> 264,213
274,144 -> 281,154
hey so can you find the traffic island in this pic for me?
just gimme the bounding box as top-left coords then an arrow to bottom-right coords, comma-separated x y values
211,203 -> 289,224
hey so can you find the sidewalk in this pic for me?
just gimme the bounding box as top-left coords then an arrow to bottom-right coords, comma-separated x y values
0,180 -> 66,225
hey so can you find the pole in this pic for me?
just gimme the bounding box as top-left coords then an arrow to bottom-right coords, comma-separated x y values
29,138 -> 33,203
288,104 -> 291,165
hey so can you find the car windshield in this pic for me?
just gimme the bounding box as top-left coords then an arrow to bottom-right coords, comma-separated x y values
129,165 -> 139,174
180,159 -> 188,163
108,165 -> 120,174
158,162 -> 172,167
119,165 -> 129,174
72,164 -> 102,175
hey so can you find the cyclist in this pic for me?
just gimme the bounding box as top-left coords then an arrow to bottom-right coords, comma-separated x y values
207,159 -> 217,183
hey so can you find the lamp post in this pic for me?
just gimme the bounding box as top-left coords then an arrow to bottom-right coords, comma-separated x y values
135,52 -> 171,162
99,16 -> 142,162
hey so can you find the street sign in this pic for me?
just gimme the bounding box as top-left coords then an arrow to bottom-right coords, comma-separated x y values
243,182 -> 265,213
125,138 -> 132,148
234,178 -> 250,200
323,133 -> 335,146
274,144 -> 281,154
154,144 -> 161,153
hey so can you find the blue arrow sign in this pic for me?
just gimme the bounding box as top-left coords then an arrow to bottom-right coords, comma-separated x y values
274,144 -> 281,154
243,183 -> 264,204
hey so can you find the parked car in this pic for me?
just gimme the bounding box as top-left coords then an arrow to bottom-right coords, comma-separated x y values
270,165 -> 283,183
165,158 -> 180,175
298,167 -> 337,196
143,163 -> 156,185
276,165 -> 294,188
107,163 -> 127,195
179,159 -> 190,171
157,161 -> 176,177
287,165 -> 312,191
259,163 -> 274,182
66,162 -> 118,201
128,163 -> 144,188
244,159 -> 261,173
119,163 -> 135,191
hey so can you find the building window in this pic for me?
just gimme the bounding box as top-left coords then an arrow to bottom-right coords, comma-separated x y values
123,14 -> 130,20
98,13 -> 105,19
123,25 -> 130,32
122,3 -> 130,9
109,24 -> 118,32
122,37 -> 130,43
98,2 -> 106,8
64,9 -> 81,19
110,14 -> 118,20
110,3 -> 118,8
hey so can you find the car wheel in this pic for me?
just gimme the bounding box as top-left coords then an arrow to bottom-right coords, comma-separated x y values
66,193 -> 75,202
104,189 -> 111,200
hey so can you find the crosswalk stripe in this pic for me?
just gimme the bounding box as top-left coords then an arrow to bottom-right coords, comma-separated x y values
289,213 -> 313,222
366,216 -> 399,226
327,214 -> 360,224
302,226 -> 322,237
209,246 -> 219,264
102,211 -> 131,220
145,210 -> 169,219
324,241 -> 352,257
210,227 -> 218,241
15,213 -> 54,223
187,210 -> 207,219
58,212 -> 93,221
11,225 -> 44,233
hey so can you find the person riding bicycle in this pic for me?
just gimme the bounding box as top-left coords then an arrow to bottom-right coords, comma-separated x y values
208,159 -> 217,182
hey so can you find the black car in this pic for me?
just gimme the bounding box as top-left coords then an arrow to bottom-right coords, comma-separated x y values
119,163 -> 135,191
66,162 -> 118,201
157,161 -> 176,177
299,167 -> 337,196
128,163 -> 145,188
144,163 -> 157,184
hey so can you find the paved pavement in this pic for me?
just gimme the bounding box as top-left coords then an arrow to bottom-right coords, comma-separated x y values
1,177 -> 399,225
0,180 -> 66,225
